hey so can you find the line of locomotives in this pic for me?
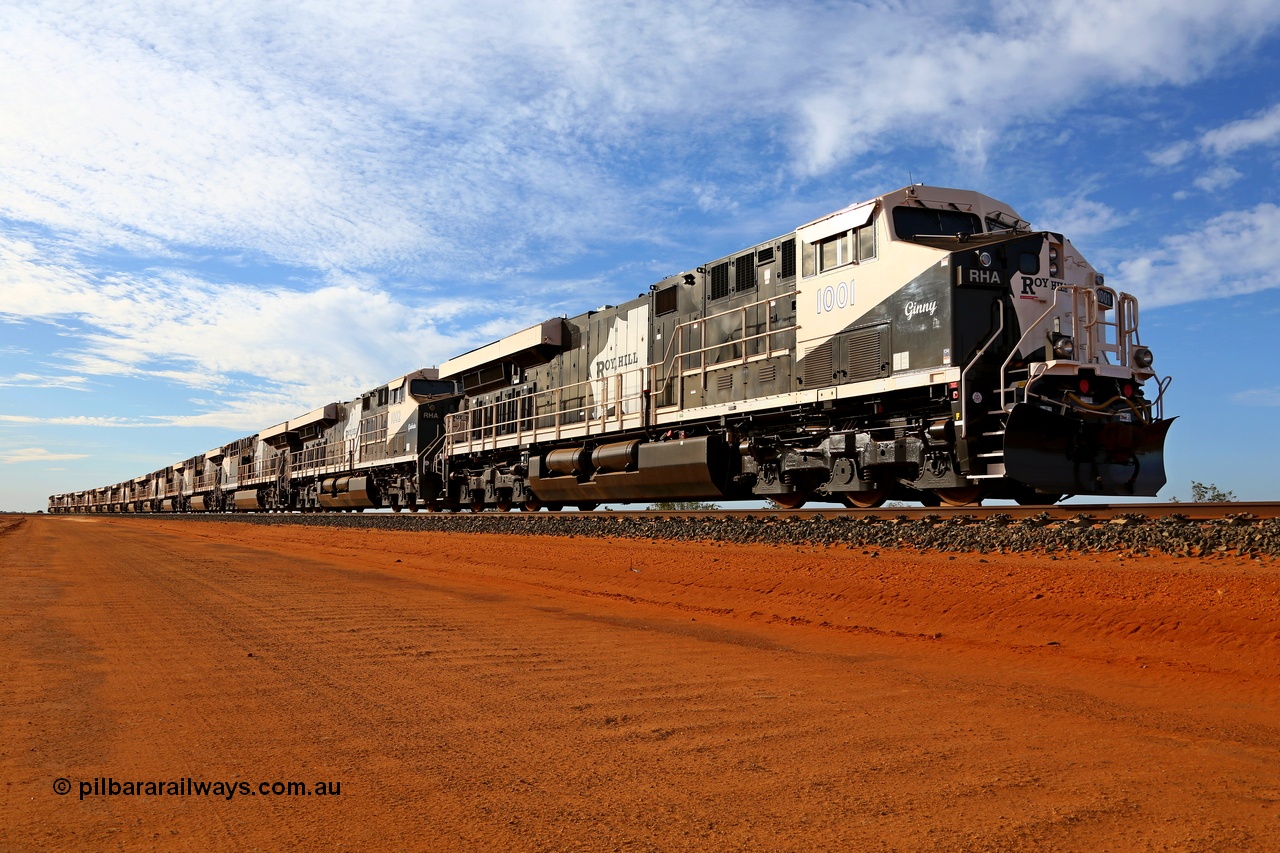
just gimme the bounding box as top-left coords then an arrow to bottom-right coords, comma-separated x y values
49,185 -> 1174,516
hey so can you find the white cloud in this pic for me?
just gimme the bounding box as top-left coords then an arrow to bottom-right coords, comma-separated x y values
1111,202 -> 1280,307
0,446 -> 90,464
0,372 -> 89,390
1146,101 -> 1280,177
1034,196 -> 1128,239
1201,102 -> 1280,156
1,0 -> 1277,273
1192,165 -> 1245,192
0,233 -> 534,428
1148,141 -> 1194,167
1233,388 -> 1280,406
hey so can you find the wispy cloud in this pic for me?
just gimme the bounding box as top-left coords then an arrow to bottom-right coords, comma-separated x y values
1201,102 -> 1280,156
0,372 -> 89,390
1111,202 -> 1280,307
1233,388 -> 1280,406
1193,165 -> 1244,192
0,446 -> 90,464
1146,101 -> 1280,174
1034,195 -> 1129,239
0,234 -> 537,427
3,1 -> 1278,271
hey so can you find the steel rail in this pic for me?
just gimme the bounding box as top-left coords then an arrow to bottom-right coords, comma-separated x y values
55,500 -> 1280,523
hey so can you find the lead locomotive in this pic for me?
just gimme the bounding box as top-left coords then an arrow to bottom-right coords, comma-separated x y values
49,185 -> 1172,514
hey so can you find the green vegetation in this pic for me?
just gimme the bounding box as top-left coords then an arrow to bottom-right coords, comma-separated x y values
1170,481 -> 1237,503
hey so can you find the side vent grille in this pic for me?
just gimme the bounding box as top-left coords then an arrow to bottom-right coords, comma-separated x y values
655,284 -> 678,315
756,246 -> 774,264
716,373 -> 734,392
847,325 -> 889,381
710,262 -> 730,300
735,254 -> 755,292
779,239 -> 796,278
758,363 -> 777,383
801,342 -> 834,389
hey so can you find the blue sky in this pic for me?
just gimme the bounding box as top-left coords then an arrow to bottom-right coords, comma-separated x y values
3,0 -> 1280,511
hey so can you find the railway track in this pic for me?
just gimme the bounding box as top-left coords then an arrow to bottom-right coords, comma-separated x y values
53,501 -> 1280,558
602,500 -> 1280,522
45,500 -> 1280,523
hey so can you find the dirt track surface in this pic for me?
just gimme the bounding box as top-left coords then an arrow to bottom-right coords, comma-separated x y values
3,515 -> 1278,851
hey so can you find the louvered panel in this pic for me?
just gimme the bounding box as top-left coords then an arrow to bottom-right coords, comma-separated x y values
802,343 -> 834,388
847,326 -> 888,381
735,253 -> 755,292
716,373 -> 734,391
780,239 -> 796,278
758,364 -> 777,383
710,262 -> 730,300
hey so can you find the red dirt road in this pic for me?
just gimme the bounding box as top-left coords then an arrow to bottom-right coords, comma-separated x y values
3,515 -> 1279,851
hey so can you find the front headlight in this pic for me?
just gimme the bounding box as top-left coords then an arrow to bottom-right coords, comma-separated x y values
1133,347 -> 1154,369
1052,336 -> 1075,359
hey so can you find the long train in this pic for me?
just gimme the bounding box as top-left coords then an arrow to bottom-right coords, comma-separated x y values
48,185 -> 1173,515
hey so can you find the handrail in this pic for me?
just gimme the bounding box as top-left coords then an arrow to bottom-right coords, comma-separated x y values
999,287 -> 1075,411
443,365 -> 649,455
653,293 -> 795,403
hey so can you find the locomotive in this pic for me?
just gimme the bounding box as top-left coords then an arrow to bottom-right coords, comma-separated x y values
48,184 -> 1173,515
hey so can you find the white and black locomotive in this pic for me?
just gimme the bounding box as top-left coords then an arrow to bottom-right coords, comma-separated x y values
49,185 -> 1173,515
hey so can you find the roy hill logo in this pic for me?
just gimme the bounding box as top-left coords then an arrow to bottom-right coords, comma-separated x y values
595,352 -> 641,376
1020,276 -> 1066,299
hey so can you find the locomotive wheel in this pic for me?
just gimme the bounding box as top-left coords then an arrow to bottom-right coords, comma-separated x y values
576,502 -> 599,512
769,492 -> 809,510
469,500 -> 485,513
496,499 -> 513,512
548,502 -> 566,512
840,488 -> 888,509
520,499 -> 542,512
391,503 -> 402,513
933,485 -> 986,507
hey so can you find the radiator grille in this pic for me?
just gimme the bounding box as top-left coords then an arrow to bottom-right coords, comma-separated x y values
716,373 -> 734,391
779,239 -> 796,278
758,364 -> 777,383
735,254 -> 755,292
710,262 -> 730,300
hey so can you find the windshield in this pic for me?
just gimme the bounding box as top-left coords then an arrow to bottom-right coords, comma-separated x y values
893,206 -> 983,239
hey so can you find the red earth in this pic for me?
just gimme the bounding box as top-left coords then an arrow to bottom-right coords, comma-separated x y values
3,514 -> 1278,851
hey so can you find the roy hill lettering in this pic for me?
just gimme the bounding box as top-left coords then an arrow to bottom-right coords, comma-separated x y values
1020,276 -> 1066,298
595,352 -> 641,376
